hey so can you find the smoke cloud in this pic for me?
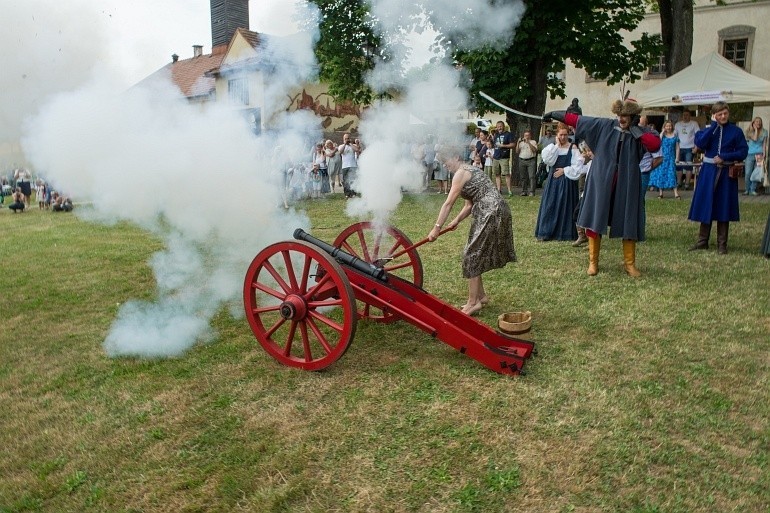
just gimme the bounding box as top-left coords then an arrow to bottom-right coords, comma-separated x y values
347,0 -> 525,223
5,0 -> 525,358
13,1 -> 321,358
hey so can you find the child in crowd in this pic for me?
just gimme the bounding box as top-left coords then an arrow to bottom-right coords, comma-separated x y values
484,139 -> 495,182
310,163 -> 322,199
36,180 -> 46,210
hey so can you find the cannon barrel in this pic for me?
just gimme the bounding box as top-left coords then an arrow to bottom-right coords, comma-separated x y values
293,228 -> 388,281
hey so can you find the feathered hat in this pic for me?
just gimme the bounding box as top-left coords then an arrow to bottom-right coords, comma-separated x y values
611,87 -> 642,116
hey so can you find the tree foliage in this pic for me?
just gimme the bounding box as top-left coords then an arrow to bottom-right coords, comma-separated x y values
311,0 -> 383,104
310,0 -> 662,133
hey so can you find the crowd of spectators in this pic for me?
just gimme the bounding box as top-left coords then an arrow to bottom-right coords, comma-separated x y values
0,168 -> 73,214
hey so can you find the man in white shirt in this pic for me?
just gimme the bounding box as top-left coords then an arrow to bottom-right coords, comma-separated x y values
674,110 -> 700,189
338,133 -> 360,198
516,130 -> 538,196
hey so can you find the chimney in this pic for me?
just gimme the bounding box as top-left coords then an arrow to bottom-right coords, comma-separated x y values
210,0 -> 249,54
172,53 -> 179,63
193,45 -> 203,57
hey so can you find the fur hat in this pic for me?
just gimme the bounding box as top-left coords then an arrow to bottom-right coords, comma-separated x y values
611,98 -> 642,116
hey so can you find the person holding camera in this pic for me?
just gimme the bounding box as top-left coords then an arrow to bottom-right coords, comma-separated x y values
492,121 -> 515,196
338,133 -> 360,199
516,130 -> 538,196
8,187 -> 25,213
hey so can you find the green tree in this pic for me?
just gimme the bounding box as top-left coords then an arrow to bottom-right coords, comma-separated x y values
656,0 -> 693,76
311,0 -> 383,105
310,0 -> 661,135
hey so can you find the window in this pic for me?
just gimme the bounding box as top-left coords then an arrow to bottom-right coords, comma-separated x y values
647,54 -> 666,77
722,39 -> 748,68
718,25 -> 755,71
228,77 -> 249,105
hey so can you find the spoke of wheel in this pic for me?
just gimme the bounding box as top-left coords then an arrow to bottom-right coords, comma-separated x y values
303,270 -> 333,300
252,280 -> 285,300
306,317 -> 333,355
299,253 -> 312,293
283,321 -> 297,357
264,317 -> 287,338
338,240 -> 357,256
385,239 -> 404,259
307,298 -> 343,308
371,232 -> 383,261
355,228 -> 372,262
281,250 -> 300,292
252,304 -> 282,314
299,322 -> 312,362
262,259 -> 292,294
308,309 -> 344,332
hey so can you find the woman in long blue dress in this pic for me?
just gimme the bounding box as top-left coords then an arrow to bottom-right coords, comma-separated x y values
649,120 -> 681,199
535,125 -> 580,241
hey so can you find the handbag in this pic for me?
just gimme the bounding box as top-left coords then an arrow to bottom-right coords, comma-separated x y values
750,164 -> 764,183
728,163 -> 743,179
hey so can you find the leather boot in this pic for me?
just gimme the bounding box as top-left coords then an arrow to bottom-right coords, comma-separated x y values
688,222 -> 711,251
717,222 -> 729,254
587,236 -> 601,276
572,226 -> 588,247
622,239 -> 641,277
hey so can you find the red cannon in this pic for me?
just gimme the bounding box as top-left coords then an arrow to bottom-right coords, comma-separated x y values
242,222 -> 535,376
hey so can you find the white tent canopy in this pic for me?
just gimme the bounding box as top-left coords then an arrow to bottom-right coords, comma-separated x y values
637,52 -> 770,107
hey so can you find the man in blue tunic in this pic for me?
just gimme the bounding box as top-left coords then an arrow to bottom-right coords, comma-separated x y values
688,102 -> 748,254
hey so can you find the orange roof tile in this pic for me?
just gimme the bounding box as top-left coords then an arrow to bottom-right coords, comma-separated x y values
135,52 -> 225,100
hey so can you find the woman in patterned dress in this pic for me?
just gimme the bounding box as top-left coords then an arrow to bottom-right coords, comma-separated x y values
428,154 -> 516,316
649,120 -> 681,199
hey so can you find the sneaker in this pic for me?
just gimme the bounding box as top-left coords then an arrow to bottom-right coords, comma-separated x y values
528,192 -> 534,196
520,192 -> 527,196
749,191 -> 758,196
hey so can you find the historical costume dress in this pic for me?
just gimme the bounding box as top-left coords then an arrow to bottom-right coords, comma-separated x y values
649,134 -> 679,190
458,165 -> 516,278
688,117 -> 748,253
535,143 -> 580,241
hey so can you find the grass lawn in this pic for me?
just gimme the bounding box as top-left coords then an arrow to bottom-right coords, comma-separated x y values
1,192 -> 768,513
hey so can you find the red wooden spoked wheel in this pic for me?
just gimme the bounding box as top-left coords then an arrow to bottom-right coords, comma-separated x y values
243,240 -> 357,371
333,222 -> 423,322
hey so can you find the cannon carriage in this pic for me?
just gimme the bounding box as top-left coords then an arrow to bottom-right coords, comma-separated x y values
242,222 -> 535,375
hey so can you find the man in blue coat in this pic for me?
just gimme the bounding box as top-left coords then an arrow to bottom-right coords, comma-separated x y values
688,101 -> 748,254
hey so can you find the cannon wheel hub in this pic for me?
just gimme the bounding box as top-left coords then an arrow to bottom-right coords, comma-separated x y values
280,295 -> 307,320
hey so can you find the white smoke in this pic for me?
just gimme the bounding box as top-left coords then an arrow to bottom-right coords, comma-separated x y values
348,0 -> 525,223
5,0 -> 524,358
13,1 -> 323,358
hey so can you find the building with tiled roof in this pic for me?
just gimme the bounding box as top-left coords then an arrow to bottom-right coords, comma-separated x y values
134,47 -> 224,102
134,0 -> 365,137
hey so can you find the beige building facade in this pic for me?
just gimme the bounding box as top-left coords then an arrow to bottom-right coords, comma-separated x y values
544,0 -> 770,127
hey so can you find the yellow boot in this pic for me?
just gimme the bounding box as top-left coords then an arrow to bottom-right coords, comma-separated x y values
587,236 -> 601,276
622,239 -> 641,277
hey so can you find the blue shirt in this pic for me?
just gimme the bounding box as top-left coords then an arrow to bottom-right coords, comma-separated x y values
747,128 -> 767,155
493,132 -> 513,159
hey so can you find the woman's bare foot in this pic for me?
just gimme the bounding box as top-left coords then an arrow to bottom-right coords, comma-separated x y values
461,302 -> 483,316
